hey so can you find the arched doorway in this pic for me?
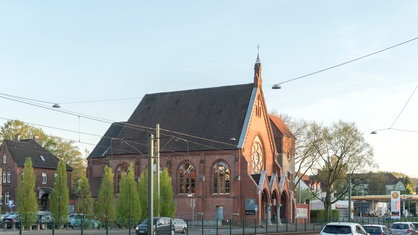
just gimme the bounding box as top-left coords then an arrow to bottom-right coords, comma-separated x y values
261,189 -> 269,223
280,191 -> 288,223
40,193 -> 49,211
272,190 -> 279,223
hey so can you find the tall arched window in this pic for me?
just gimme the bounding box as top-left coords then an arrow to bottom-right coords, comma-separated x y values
178,161 -> 195,194
251,136 -> 264,174
212,161 -> 230,194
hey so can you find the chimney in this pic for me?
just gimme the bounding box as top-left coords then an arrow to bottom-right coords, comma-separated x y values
33,135 -> 39,142
15,134 -> 20,141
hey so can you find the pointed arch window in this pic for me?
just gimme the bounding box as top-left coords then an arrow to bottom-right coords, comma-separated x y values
212,161 -> 230,194
178,161 -> 195,194
251,137 -> 264,174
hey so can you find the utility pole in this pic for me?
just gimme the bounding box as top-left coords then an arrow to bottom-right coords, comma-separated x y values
348,174 -> 352,222
148,134 -> 154,234
155,124 -> 160,216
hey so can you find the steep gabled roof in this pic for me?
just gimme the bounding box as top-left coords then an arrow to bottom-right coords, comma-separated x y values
89,122 -> 127,158
4,139 -> 71,170
269,114 -> 295,139
88,83 -> 255,158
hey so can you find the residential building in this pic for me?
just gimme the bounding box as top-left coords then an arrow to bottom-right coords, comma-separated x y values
87,55 -> 296,223
0,136 -> 72,212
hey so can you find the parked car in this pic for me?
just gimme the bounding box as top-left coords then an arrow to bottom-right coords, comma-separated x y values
1,212 -> 17,228
363,224 -> 392,235
320,222 -> 369,235
390,222 -> 417,235
136,217 -> 174,235
33,211 -> 53,230
69,213 -> 101,229
2,213 -> 20,229
173,219 -> 187,234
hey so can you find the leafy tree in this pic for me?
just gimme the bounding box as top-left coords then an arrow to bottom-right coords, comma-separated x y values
278,115 -> 322,186
16,158 -> 38,230
314,121 -> 375,220
159,168 -> 175,217
96,165 -> 116,222
137,169 -> 158,219
117,162 -> 141,228
51,160 -> 70,229
74,173 -> 94,215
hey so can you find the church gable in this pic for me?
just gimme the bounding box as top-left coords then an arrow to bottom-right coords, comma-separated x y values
240,57 -> 278,177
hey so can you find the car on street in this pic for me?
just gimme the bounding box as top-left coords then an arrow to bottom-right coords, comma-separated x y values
33,211 -> 53,230
136,217 -> 174,235
390,222 -> 417,235
69,213 -> 101,229
173,219 -> 187,234
363,224 -> 392,235
2,212 -> 20,229
320,222 -> 369,235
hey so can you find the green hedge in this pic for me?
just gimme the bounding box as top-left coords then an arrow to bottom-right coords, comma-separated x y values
311,210 -> 340,222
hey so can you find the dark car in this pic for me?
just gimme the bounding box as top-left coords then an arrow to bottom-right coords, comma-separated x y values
136,217 -> 174,235
363,224 -> 392,235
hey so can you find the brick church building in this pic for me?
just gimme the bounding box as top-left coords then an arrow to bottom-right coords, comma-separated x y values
86,55 -> 296,223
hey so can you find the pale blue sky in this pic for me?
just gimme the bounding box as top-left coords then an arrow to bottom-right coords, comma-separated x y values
1,1 -> 417,176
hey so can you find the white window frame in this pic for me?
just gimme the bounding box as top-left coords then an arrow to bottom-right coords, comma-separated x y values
2,171 -> 6,183
4,192 -> 10,205
42,172 -> 47,184
6,170 -> 11,183
2,154 -> 6,164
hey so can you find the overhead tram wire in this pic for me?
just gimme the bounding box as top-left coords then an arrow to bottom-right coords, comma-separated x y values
371,84 -> 418,134
270,36 -> 418,88
389,85 -> 418,129
0,95 -> 237,151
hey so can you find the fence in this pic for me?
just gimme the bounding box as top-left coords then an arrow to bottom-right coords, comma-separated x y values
1,217 -> 323,235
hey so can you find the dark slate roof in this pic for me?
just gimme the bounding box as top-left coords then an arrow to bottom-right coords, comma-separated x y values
88,83 -> 254,158
89,122 -> 127,158
4,139 -> 71,170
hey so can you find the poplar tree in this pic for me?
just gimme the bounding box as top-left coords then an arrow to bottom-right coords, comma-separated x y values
50,160 -> 70,229
138,168 -> 175,219
117,162 -> 141,228
159,168 -> 176,217
16,158 -> 38,230
137,169 -> 158,219
74,173 -> 94,215
96,165 -> 116,222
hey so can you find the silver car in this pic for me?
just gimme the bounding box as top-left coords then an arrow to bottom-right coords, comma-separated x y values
390,222 -> 417,235
320,222 -> 369,235
173,219 -> 187,234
